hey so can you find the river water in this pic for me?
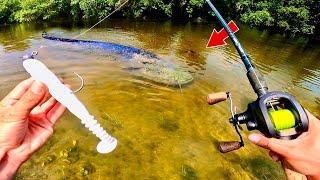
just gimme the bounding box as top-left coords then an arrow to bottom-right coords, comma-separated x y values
0,19 -> 319,179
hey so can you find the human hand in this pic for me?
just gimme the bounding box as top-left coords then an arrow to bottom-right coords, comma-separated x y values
0,78 -> 67,179
248,111 -> 320,179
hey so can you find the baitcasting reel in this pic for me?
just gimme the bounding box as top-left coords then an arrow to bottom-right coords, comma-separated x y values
207,91 -> 309,153
205,0 -> 309,153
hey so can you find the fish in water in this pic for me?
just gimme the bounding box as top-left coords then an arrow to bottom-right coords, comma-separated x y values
42,33 -> 193,86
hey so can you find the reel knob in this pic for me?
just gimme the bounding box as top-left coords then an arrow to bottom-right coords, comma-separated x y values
218,141 -> 242,153
207,92 -> 228,105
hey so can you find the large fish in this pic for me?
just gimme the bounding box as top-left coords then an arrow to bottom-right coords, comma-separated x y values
42,33 -> 193,86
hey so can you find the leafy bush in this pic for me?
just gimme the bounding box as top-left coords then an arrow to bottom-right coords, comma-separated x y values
14,0 -> 70,22
241,10 -> 274,27
0,0 -> 20,23
277,6 -> 314,34
0,0 -> 319,35
78,0 -> 113,19
235,0 -> 315,34
124,0 -> 173,18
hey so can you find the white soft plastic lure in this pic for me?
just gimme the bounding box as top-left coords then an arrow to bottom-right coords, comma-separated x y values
23,59 -> 117,154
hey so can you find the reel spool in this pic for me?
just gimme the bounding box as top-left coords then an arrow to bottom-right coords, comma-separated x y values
207,91 -> 309,153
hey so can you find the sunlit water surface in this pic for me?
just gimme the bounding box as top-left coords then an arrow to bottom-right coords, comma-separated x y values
0,20 -> 319,180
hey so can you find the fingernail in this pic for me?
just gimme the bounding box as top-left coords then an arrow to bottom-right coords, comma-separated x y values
248,134 -> 261,144
31,81 -> 44,95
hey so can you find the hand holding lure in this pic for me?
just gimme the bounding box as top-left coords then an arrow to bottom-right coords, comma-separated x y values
23,58 -> 117,154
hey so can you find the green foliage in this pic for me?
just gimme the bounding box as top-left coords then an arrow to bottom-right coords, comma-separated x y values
78,0 -> 113,19
235,0 -> 315,34
181,0 -> 205,18
124,0 -> 173,18
241,10 -> 274,27
0,0 -> 319,35
0,0 -> 208,21
0,0 -> 20,23
277,6 -> 314,34
14,0 -> 70,22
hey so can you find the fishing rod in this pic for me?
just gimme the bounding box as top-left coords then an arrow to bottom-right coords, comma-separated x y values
205,0 -> 309,153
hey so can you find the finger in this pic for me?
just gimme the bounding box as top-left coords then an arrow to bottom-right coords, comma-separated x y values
39,90 -> 51,105
269,150 -> 281,162
47,102 -> 66,125
30,97 -> 56,116
40,97 -> 57,113
305,109 -> 320,133
14,81 -> 47,117
1,78 -> 34,106
248,133 -> 290,156
29,92 -> 52,115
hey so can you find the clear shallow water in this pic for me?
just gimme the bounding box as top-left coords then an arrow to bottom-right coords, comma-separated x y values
0,19 -> 319,179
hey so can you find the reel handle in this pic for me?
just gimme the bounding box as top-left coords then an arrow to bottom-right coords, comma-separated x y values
207,92 -> 228,105
218,141 -> 242,153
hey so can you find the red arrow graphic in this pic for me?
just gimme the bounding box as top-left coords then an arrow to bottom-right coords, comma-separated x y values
206,20 -> 239,48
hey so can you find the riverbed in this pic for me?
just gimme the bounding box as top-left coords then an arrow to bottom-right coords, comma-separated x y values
0,19 -> 319,179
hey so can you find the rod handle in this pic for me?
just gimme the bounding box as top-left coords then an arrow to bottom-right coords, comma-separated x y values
218,141 -> 242,153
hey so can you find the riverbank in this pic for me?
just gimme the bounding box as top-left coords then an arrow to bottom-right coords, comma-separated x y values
0,0 -> 319,36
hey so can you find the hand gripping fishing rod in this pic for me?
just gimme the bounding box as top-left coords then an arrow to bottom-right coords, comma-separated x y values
205,0 -> 309,153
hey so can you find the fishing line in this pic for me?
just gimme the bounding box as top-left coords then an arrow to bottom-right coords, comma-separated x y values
72,0 -> 130,39
38,0 -> 129,48
34,0 -> 130,50
20,1 -> 130,154
27,0 -> 130,91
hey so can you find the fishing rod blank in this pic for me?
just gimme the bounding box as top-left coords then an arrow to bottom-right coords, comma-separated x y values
206,0 -> 268,97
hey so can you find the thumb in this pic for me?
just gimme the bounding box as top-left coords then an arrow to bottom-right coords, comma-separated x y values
13,81 -> 47,117
248,133 -> 290,156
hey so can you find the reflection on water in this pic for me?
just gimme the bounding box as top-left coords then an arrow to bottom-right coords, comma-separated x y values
296,69 -> 320,93
0,20 -> 319,179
